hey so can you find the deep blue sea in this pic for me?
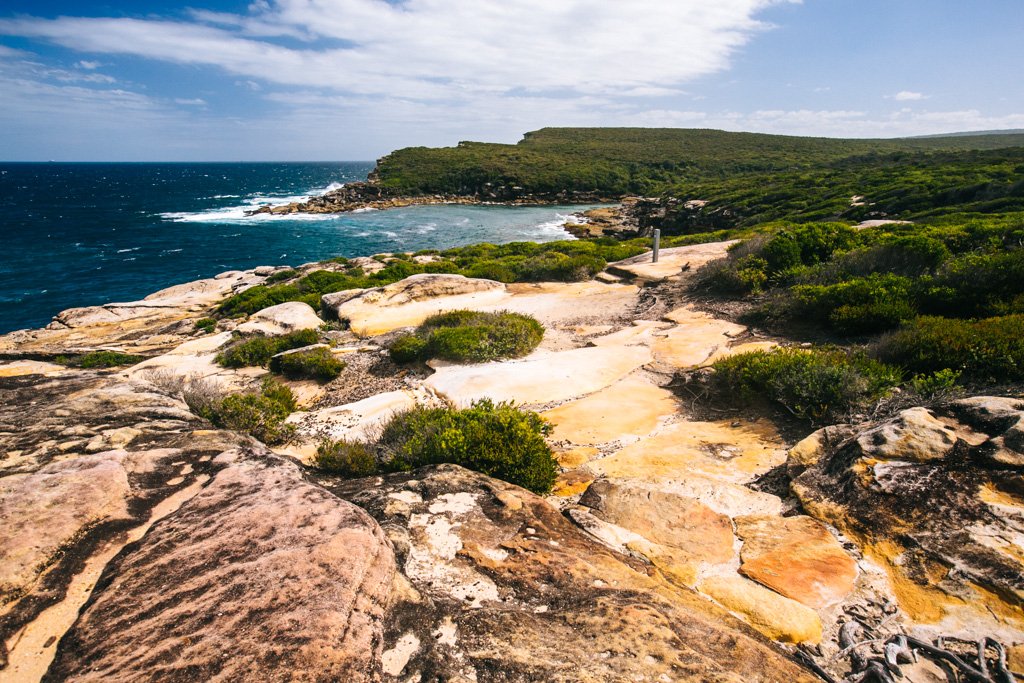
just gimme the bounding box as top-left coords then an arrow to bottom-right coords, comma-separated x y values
0,163 -> 591,334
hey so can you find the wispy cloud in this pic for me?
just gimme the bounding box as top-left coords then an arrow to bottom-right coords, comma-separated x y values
891,90 -> 927,101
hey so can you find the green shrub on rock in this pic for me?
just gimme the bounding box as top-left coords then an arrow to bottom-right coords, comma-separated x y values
312,439 -> 377,477
377,399 -> 557,494
193,378 -> 297,445
216,329 -> 320,368
389,310 -> 543,364
269,346 -> 345,382
55,351 -> 146,369
711,347 -> 901,423
194,318 -> 217,334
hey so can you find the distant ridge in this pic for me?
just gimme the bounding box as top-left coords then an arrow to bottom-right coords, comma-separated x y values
908,128 -> 1024,139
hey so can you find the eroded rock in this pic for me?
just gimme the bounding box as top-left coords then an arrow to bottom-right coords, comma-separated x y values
46,456 -> 396,682
236,301 -> 324,335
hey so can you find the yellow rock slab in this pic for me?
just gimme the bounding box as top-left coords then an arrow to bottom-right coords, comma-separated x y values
0,360 -> 67,377
555,447 -> 600,468
552,470 -> 595,498
588,419 -> 787,484
542,376 -> 678,445
425,344 -> 652,407
484,281 -> 640,327
705,341 -> 779,365
699,575 -> 823,644
652,305 -> 747,370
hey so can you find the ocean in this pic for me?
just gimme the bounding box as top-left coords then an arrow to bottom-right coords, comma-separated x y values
0,162 -> 591,335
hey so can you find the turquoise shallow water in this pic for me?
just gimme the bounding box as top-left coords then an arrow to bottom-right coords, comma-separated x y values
0,162 -> 592,334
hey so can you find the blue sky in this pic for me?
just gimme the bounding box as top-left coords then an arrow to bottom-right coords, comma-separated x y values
1,0 -> 1022,160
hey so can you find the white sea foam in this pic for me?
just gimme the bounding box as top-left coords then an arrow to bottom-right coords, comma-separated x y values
161,181 -> 347,224
526,213 -> 575,239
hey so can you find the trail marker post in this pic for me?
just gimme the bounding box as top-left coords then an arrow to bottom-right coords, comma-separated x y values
652,229 -> 661,263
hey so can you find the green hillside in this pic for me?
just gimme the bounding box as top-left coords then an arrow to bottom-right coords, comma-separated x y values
373,127 -> 1024,198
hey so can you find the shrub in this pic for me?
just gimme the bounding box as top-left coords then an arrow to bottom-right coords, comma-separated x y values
792,274 -> 917,333
389,334 -> 429,363
265,268 -> 298,284
55,351 -> 146,368
378,399 -> 557,494
711,347 -> 901,422
876,314 -> 1024,381
312,439 -> 378,476
269,346 -> 345,382
389,310 -> 544,363
517,252 -> 606,282
194,378 -> 297,445
909,369 -> 962,398
194,318 -> 217,334
216,329 -> 320,368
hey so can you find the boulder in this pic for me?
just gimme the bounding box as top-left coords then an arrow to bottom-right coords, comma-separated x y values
786,424 -> 856,477
47,457 -> 396,682
853,406 -> 958,462
236,301 -> 323,335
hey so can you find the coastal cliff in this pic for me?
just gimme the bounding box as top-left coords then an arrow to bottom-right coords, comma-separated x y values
2,239 -> 1022,681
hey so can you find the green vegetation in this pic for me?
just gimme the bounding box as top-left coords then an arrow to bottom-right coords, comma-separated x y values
194,317 -> 217,334
269,346 -> 345,382
265,268 -> 298,284
55,351 -> 145,368
390,310 -> 544,364
877,315 -> 1024,381
312,439 -> 377,477
191,379 -> 297,446
374,127 -> 1024,201
216,329 -> 320,368
711,347 -> 902,422
216,239 -> 648,317
313,400 -> 557,494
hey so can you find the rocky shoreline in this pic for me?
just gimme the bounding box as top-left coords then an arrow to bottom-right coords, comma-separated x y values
246,180 -> 621,217
2,241 -> 1023,681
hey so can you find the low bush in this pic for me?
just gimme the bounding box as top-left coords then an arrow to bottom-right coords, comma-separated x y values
792,274 -> 918,334
216,329 -> 320,368
711,347 -> 901,422
390,310 -> 543,363
377,399 -> 557,494
55,351 -> 146,368
265,268 -> 298,284
269,346 -> 345,382
312,439 -> 377,476
875,314 -> 1024,381
194,318 -> 217,334
192,378 -> 297,445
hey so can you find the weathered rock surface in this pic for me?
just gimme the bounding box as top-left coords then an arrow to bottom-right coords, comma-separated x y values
541,375 -> 677,445
46,455 -> 395,683
0,270 -> 264,357
235,300 -> 324,335
426,343 -> 652,406
327,465 -> 818,682
580,479 -> 736,564
697,576 -> 823,645
793,400 -> 1024,639
735,515 -> 858,609
327,274 -> 507,336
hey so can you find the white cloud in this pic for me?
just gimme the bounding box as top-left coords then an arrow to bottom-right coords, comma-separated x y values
891,90 -> 927,101
0,1 -> 798,100
174,97 -> 207,106
76,60 -> 102,69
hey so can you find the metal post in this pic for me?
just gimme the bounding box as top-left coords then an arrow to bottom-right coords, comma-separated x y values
652,229 -> 661,263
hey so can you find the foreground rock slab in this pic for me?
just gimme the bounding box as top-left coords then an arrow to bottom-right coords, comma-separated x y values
327,465 -> 818,683
46,455 -> 396,682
